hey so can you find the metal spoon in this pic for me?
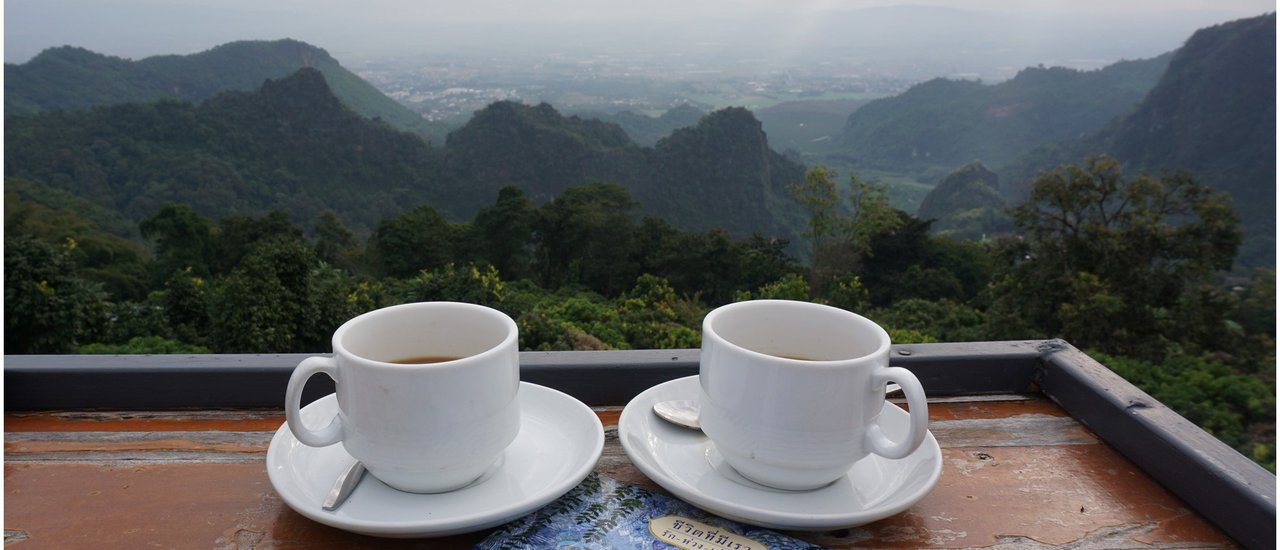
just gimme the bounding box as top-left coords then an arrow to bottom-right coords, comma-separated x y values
323,459 -> 366,511
652,383 -> 902,431
652,399 -> 702,430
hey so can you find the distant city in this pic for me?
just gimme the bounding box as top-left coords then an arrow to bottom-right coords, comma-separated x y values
349,51 -> 926,124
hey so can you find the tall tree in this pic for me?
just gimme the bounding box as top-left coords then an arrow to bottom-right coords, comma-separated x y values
208,236 -> 349,353
987,156 -> 1241,357
211,211 -> 304,274
788,166 -> 839,257
139,204 -> 215,279
840,173 -> 903,257
313,211 -> 359,270
533,182 -> 640,295
792,167 -> 904,297
467,186 -> 536,280
367,204 -> 458,279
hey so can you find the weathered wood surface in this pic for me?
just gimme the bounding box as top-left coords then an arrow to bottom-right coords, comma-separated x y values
4,395 -> 1236,549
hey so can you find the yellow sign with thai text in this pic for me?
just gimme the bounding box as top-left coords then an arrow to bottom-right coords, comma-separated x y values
648,516 -> 766,550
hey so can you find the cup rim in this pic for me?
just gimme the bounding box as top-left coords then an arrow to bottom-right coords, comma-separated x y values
331,301 -> 517,369
702,299 -> 890,365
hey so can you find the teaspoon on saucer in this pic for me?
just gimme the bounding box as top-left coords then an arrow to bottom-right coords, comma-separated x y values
323,459 -> 366,511
652,399 -> 701,430
652,383 -> 903,431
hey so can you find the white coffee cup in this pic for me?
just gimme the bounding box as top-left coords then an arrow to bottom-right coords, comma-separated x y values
699,299 -> 929,491
285,302 -> 521,493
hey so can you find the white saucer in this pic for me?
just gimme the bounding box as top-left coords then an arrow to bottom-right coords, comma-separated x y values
267,382 -> 604,538
619,375 -> 942,531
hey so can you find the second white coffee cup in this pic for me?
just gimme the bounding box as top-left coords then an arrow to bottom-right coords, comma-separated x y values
285,302 -> 521,493
699,299 -> 930,491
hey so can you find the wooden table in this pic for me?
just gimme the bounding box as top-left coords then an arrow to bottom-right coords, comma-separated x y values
5,342 -> 1272,548
3,394 -> 1236,548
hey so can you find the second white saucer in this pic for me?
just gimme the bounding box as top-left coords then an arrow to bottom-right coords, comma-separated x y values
619,375 -> 942,531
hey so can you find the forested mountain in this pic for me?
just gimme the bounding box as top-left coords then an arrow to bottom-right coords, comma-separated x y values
447,101 -> 806,238
5,69 -> 806,241
1006,13 -> 1276,268
1104,14 -> 1275,267
916,162 -> 1009,239
6,68 -> 450,229
4,39 -> 448,142
444,101 -> 644,210
829,13 -> 1274,268
835,52 -> 1171,173
649,108 -> 806,238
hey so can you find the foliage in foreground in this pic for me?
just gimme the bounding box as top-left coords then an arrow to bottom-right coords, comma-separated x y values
1094,351 -> 1275,470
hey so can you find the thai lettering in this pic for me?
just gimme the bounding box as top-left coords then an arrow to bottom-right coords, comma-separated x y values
647,516 -> 762,550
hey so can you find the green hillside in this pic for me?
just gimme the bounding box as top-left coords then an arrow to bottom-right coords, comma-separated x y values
4,39 -> 448,143
916,162 -> 1010,239
1108,14 -> 1275,267
6,70 -> 806,243
6,68 -> 450,231
835,53 -> 1171,173
649,107 -> 807,238
447,101 -> 806,240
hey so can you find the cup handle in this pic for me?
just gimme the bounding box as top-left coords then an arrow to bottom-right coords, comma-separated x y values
285,356 -> 345,447
864,366 -> 929,460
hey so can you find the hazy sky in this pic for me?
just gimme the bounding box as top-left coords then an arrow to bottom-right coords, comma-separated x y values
4,0 -> 1273,64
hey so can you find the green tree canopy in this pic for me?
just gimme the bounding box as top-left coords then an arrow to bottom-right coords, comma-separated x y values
791,166 -> 904,297
212,211 -> 303,274
466,185 -> 536,280
209,236 -> 338,352
988,156 -> 1242,357
140,204 -> 215,279
313,211 -> 359,270
533,182 -> 640,295
4,236 -> 108,353
368,204 -> 459,279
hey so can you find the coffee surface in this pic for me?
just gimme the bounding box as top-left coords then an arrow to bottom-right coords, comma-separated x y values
776,354 -> 819,361
388,356 -> 463,364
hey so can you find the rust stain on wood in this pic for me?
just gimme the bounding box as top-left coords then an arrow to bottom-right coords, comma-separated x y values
592,408 -> 621,427
924,398 -> 1069,421
6,411 -> 286,433
6,431 -> 270,456
888,395 -> 1069,421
